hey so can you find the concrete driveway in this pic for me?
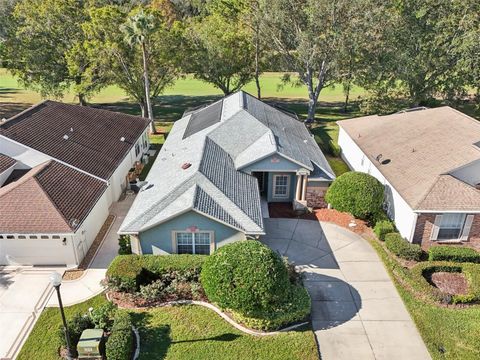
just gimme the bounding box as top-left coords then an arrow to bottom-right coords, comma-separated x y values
260,218 -> 431,360
0,267 -> 55,359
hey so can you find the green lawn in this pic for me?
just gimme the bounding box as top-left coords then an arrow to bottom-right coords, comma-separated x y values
133,305 -> 318,360
17,294 -> 318,360
370,240 -> 480,360
17,294 -> 107,360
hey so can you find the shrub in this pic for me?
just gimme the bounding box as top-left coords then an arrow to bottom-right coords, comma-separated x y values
58,313 -> 93,353
374,220 -> 396,241
229,285 -> 311,331
106,254 -> 206,293
106,311 -> 133,360
325,172 -> 384,220
410,262 -> 480,304
118,235 -> 132,255
90,302 -> 117,331
385,233 -> 423,261
428,246 -> 480,263
201,241 -> 290,315
138,279 -> 167,302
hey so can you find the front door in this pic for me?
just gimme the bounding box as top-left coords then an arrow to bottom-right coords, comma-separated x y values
252,172 -> 266,195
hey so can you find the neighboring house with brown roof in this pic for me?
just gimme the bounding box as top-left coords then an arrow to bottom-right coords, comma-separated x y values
0,101 -> 150,266
338,107 -> 480,249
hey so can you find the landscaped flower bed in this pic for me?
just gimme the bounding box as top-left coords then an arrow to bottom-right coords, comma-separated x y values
106,242 -> 311,332
410,262 -> 480,305
106,254 -> 207,307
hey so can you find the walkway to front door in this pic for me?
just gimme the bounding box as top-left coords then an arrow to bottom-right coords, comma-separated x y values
260,218 -> 431,360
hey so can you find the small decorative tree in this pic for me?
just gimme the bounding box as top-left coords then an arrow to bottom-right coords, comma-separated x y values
325,171 -> 384,220
118,235 -> 132,255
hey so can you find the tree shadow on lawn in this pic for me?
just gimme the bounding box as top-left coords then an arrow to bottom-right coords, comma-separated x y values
131,311 -> 241,360
0,102 -> 32,119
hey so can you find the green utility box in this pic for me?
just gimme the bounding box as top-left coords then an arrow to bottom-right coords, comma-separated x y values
77,328 -> 104,359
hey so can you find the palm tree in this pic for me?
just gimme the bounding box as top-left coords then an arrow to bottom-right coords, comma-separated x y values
122,11 -> 157,134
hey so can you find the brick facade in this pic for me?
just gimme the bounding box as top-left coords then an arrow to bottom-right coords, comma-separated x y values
306,186 -> 328,208
413,213 -> 480,250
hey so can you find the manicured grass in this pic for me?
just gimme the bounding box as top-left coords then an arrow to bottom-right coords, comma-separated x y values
17,294 -> 108,360
369,240 -> 480,360
132,305 -> 318,360
18,295 -> 317,360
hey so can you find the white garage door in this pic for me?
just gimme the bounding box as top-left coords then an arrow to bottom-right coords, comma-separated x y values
0,236 -> 77,266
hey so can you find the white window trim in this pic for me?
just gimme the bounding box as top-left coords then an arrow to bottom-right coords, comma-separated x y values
272,174 -> 290,199
431,214 -> 474,242
171,230 -> 215,254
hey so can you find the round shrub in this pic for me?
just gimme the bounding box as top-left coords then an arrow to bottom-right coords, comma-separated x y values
374,220 -> 396,241
200,240 -> 290,315
325,171 -> 384,220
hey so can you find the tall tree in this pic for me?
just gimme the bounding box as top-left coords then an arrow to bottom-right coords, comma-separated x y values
83,5 -> 179,120
182,8 -> 255,95
122,10 -> 157,133
260,0 -> 361,122
2,0 -> 104,104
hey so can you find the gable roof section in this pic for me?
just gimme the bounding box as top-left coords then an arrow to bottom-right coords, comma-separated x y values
338,107 -> 480,210
0,160 -> 107,234
0,153 -> 16,173
242,92 -> 334,179
0,101 -> 150,179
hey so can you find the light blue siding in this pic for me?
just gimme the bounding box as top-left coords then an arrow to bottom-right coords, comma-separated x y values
266,172 -> 296,202
139,211 -> 245,254
241,154 -> 301,173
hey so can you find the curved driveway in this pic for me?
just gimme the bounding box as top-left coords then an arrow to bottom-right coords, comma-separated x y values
260,218 -> 431,360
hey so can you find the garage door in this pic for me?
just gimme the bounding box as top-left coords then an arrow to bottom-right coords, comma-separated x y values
0,236 -> 76,266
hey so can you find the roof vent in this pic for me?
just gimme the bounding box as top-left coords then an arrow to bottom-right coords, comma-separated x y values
303,139 -> 308,143
181,162 -> 192,170
63,134 -> 69,140
1,118 -> 7,123
70,127 -> 74,132
120,137 -> 125,142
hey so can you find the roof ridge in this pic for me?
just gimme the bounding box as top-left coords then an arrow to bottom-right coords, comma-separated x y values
32,162 -> 73,230
0,160 -> 52,200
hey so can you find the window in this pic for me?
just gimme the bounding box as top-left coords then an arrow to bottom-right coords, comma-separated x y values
176,231 -> 211,255
273,174 -> 290,198
437,214 -> 466,240
135,142 -> 140,157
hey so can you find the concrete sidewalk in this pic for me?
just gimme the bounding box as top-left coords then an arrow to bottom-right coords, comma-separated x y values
48,193 -> 135,307
261,219 -> 431,360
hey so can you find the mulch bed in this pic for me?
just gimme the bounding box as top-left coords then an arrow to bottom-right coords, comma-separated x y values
107,290 -> 208,309
429,272 -> 469,295
314,208 -> 373,237
63,214 -> 115,281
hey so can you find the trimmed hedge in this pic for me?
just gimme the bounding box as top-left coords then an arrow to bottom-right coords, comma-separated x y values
374,220 -> 396,241
428,246 -> 480,263
385,233 -> 423,261
106,254 -> 206,292
106,311 -> 133,360
410,262 -> 480,304
325,172 -> 384,220
229,285 -> 311,331
201,241 -> 290,315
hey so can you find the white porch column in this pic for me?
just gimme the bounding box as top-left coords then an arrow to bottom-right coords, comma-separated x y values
130,235 -> 142,254
301,175 -> 308,201
295,175 -> 302,201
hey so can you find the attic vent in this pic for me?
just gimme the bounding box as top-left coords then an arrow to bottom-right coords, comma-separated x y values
120,137 -> 125,142
63,134 -> 69,140
181,163 -> 192,170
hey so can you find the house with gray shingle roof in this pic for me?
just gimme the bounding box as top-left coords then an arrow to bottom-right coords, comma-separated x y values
119,91 -> 334,255
338,106 -> 480,249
